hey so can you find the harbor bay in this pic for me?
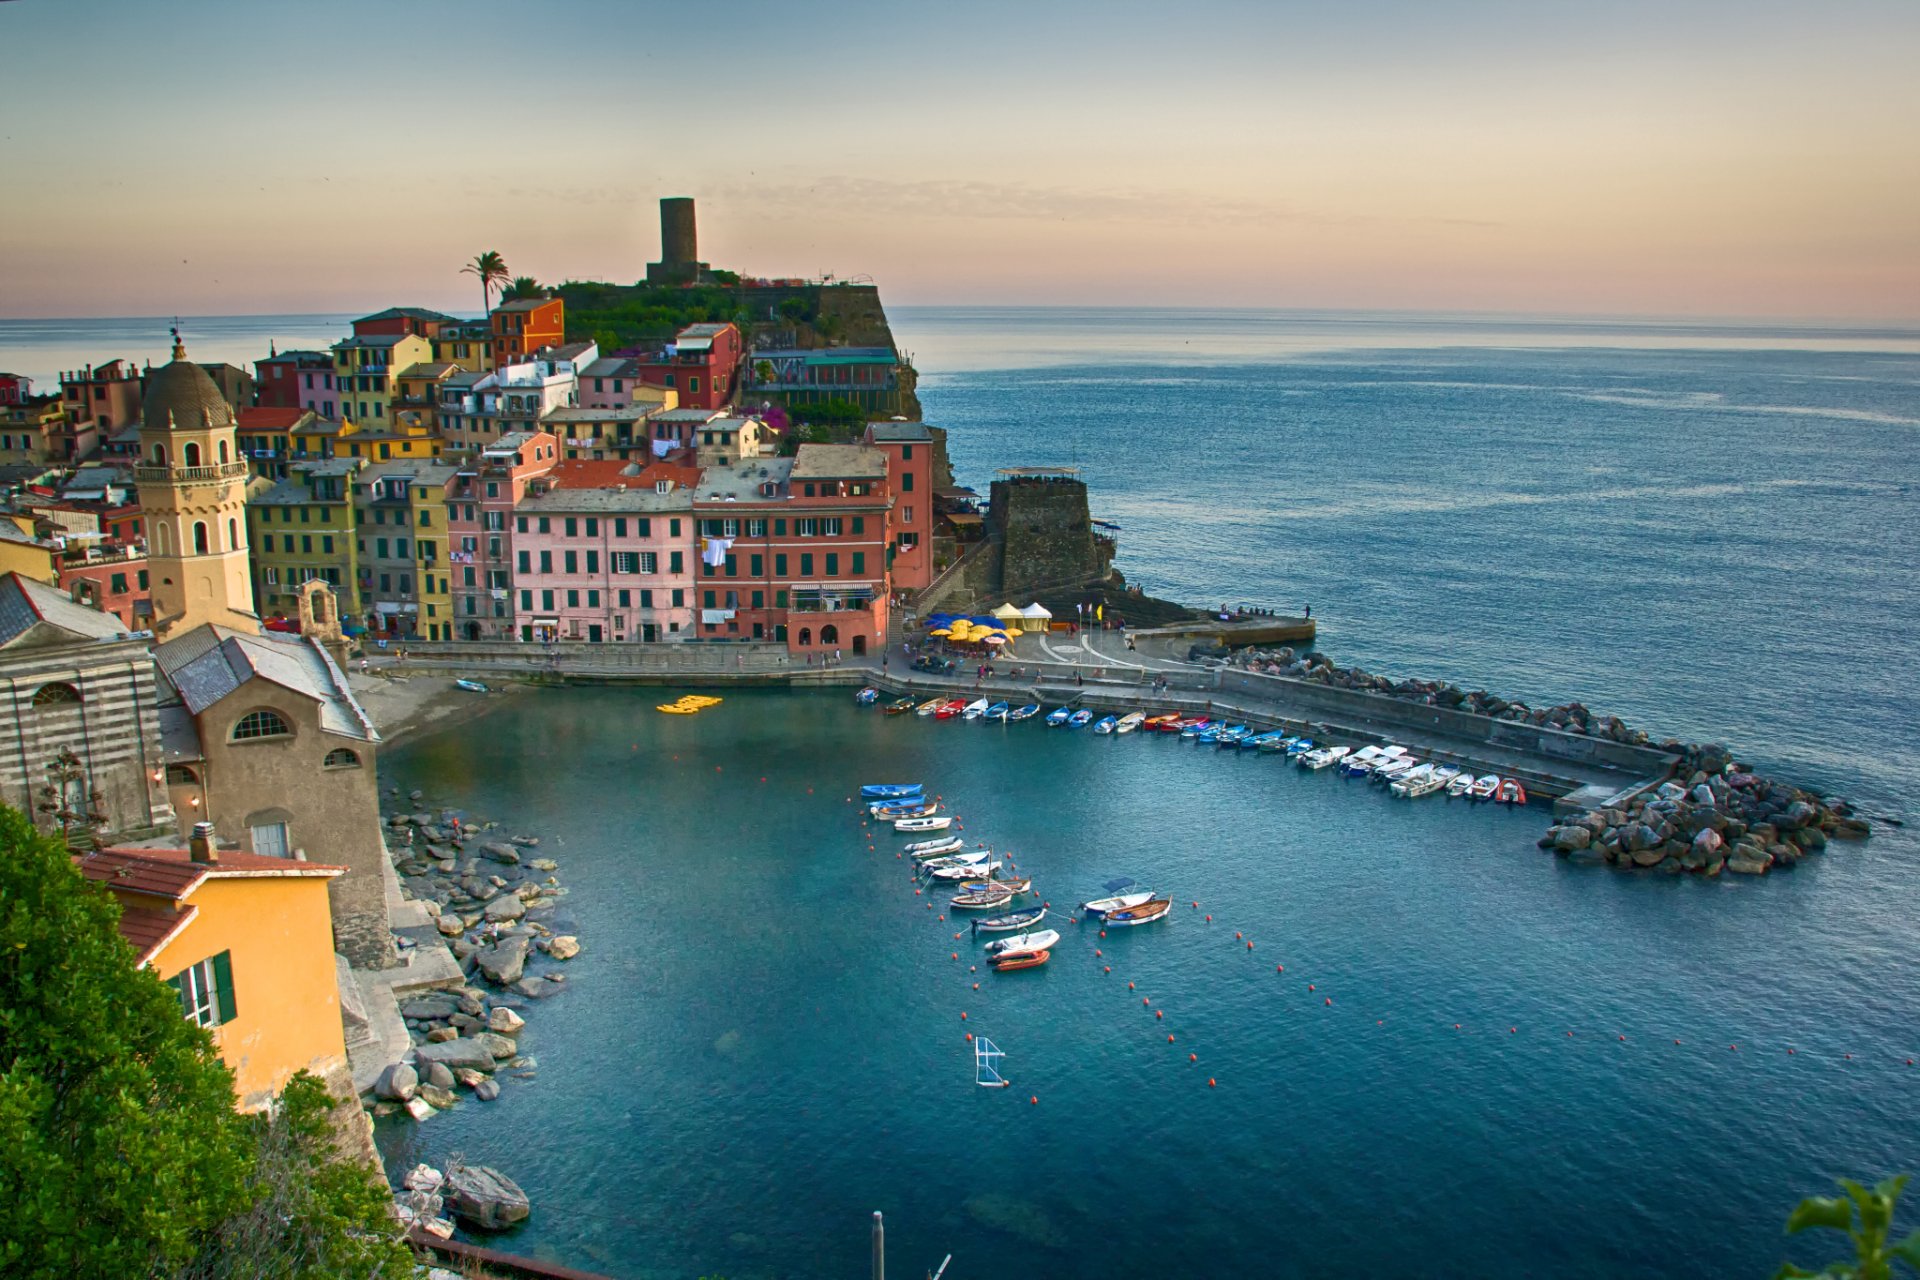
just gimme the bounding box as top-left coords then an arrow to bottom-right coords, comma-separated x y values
378,683 -> 1918,1279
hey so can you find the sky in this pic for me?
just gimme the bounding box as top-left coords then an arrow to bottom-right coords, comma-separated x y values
0,0 -> 1916,321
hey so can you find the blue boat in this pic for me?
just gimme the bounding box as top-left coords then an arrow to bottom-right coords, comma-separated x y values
985,701 -> 1010,721
1285,738 -> 1315,758
855,687 -> 879,704
1092,715 -> 1120,734
1243,731 -> 1286,750
1046,707 -> 1073,726
1213,725 -> 1250,747
1179,718 -> 1214,739
861,783 -> 923,800
1067,709 -> 1093,729
1009,704 -> 1042,721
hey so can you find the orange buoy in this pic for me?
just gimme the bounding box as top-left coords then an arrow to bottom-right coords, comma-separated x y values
1566,1031 -> 1573,1037
1619,1035 -> 1626,1041
1043,902 -> 1051,908
1189,1053 -> 1197,1062
1308,984 -> 1315,991
954,932 -> 963,939
1191,902 -> 1198,908
970,966 -> 977,973
1142,997 -> 1150,1006
973,983 -> 979,990
1030,1096 -> 1038,1105
1845,1053 -> 1853,1060
1205,915 -> 1212,922
1510,1027 -> 1517,1034
914,889 -> 922,896
1156,1010 -> 1163,1020
1454,1024 -> 1462,1030
1167,1034 -> 1175,1042
1100,930 -> 1107,939
965,1033 -> 973,1041
1246,941 -> 1253,950
1325,997 -> 1332,1006
951,953 -> 958,960
960,1012 -> 967,1020
1788,1048 -> 1796,1055
1276,965 -> 1284,973
1128,982 -> 1135,990
1377,1020 -> 1383,1026
1675,1039 -> 1682,1045
1103,966 -> 1111,973
1235,932 -> 1242,940
1208,1078 -> 1217,1088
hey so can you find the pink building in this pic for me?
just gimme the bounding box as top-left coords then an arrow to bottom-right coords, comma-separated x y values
447,430 -> 559,641
510,458 -> 700,643
577,357 -> 643,409
862,422 -> 933,591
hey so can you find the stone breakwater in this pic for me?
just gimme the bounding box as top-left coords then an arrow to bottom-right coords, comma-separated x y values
368,786 -> 583,1126
1541,745 -> 1871,875
1229,646 -> 1871,873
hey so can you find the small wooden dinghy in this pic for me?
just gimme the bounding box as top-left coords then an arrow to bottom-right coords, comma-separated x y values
930,859 -> 998,881
1468,774 -> 1501,801
990,949 -> 1051,972
896,815 -> 954,833
959,876 -> 1031,896
950,888 -> 1016,910
905,835 -> 966,859
1103,898 -> 1172,928
915,698 -> 945,716
973,908 -> 1047,934
884,697 -> 918,715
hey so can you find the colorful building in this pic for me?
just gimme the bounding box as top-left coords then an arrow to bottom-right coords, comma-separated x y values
196,363 -> 256,411
744,346 -> 906,418
351,306 -> 460,340
80,837 -> 347,1111
0,372 -> 30,405
352,459 -> 459,640
691,443 -> 893,653
60,358 -> 144,432
578,357 -> 643,409
56,546 -> 149,629
490,296 -> 564,368
236,406 -> 315,479
447,430 -> 559,641
512,458 -> 699,643
330,332 -> 432,425
334,411 -> 442,464
543,405 -> 658,462
248,459 -> 363,625
430,320 -> 493,373
254,350 -> 337,416
444,356 -> 577,452
637,322 -> 741,410
392,360 -> 461,432
862,422 -> 933,591
1,394 -> 87,464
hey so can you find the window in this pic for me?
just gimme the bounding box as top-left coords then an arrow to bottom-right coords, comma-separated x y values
517,516 -> 528,533
751,590 -> 764,609
587,589 -> 600,607
518,550 -> 531,574
564,551 -> 577,574
639,589 -> 653,607
903,505 -> 914,523
800,553 -> 813,576
750,554 -> 763,576
538,517 -> 551,534
612,552 -> 637,574
323,747 -> 361,769
902,471 -> 914,492
586,550 -> 599,574
637,518 -> 651,538
565,518 -> 577,538
775,518 -> 786,536
671,588 -> 684,607
902,444 -> 913,460
669,551 -> 683,574
231,708 -> 291,741
775,553 -> 787,576
704,589 -> 716,609
193,522 -> 209,554
825,553 -> 839,576
669,518 -> 681,538
539,551 -> 553,574
170,952 -> 235,1028
32,682 -> 81,707
747,518 -> 766,537
520,590 -> 533,609
542,590 -> 555,611
586,518 -> 598,536
110,573 -> 127,595
852,552 -> 866,575
852,516 -> 864,534
567,590 -> 579,608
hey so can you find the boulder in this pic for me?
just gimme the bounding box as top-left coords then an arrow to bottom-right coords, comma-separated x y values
544,935 -> 581,961
436,915 -> 465,938
1779,799 -> 1816,830
402,1163 -> 444,1194
400,994 -> 461,1021
480,842 -> 521,866
484,895 -> 527,923
1726,854 -> 1771,875
417,1084 -> 458,1110
1692,828 -> 1723,855
405,1096 -> 436,1122
424,1061 -> 456,1091
475,1031 -> 519,1060
425,1026 -> 458,1043
374,1062 -> 418,1102
473,1078 -> 502,1102
529,858 -> 560,872
454,1068 -> 488,1089
444,1165 -> 531,1230
513,976 -> 559,999
475,936 -> 531,986
488,1006 -> 526,1035
414,1037 -> 498,1073
1630,847 -> 1666,868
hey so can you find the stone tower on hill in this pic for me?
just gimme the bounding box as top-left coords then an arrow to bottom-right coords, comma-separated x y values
136,333 -> 261,638
647,196 -> 710,284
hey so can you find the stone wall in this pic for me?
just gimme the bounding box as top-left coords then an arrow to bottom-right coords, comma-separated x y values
990,476 -> 1108,593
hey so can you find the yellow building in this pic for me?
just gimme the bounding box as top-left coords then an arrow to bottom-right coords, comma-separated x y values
392,361 -> 460,433
246,458 -> 364,623
134,336 -> 259,638
354,459 -> 459,641
0,516 -> 57,583
331,332 -> 432,425
79,833 -> 348,1110
335,412 -> 442,463
431,320 -> 493,373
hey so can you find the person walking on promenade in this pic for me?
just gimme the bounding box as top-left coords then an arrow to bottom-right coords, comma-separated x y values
835,648 -> 842,666
1126,634 -> 1137,652
1304,603 -> 1312,618
1075,670 -> 1083,687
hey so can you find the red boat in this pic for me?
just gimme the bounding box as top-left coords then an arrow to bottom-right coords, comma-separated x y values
1168,715 -> 1211,733
1496,778 -> 1528,806
934,698 -> 969,720
1143,714 -> 1181,732
991,948 -> 1050,972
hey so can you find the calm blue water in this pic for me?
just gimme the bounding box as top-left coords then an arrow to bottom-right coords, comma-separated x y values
8,308 -> 1917,1276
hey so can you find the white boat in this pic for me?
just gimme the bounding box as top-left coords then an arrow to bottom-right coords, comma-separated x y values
1114,712 -> 1146,735
1431,765 -> 1464,787
1468,774 -> 1501,801
1342,745 -> 1386,771
1391,764 -> 1444,798
1445,771 -> 1478,798
950,888 -> 1016,910
920,849 -> 989,871
454,678 -> 490,693
1373,757 -> 1418,784
905,835 -> 965,859
973,907 -> 1047,934
1302,745 -> 1352,771
1082,878 -> 1150,915
931,859 -> 1000,881
895,815 -> 954,833
961,698 -> 991,720
984,927 -> 1060,957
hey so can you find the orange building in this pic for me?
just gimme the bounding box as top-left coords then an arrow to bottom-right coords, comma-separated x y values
79,830 -> 348,1110
490,297 -> 564,368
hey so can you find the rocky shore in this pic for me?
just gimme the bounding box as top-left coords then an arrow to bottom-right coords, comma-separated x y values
1228,645 -> 1872,874
366,787 -> 583,1123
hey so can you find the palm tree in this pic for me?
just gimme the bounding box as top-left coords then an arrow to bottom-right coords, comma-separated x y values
461,251 -> 509,316
500,275 -> 541,303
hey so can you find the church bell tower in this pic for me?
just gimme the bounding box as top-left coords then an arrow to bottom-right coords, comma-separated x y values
135,330 -> 260,637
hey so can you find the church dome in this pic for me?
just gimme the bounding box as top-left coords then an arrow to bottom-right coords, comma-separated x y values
142,336 -> 235,432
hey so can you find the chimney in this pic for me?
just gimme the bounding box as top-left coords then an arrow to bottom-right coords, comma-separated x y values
189,821 -> 218,864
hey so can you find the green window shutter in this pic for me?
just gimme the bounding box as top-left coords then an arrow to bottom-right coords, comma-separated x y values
167,971 -> 191,1019
212,951 -> 237,1024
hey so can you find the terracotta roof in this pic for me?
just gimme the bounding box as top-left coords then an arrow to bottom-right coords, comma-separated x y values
75,849 -> 208,900
237,406 -> 309,430
114,902 -> 200,965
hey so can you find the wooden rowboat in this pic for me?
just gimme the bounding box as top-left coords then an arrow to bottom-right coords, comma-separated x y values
1103,898 -> 1172,928
950,889 -> 1016,910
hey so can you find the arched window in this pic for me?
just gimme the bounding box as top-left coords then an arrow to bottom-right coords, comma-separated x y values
323,747 -> 361,769
165,764 -> 200,785
798,627 -> 812,646
151,443 -> 168,466
32,682 -> 82,707
227,518 -> 238,551
193,522 -> 209,554
155,523 -> 171,555
231,708 -> 292,741
184,441 -> 202,467
821,624 -> 840,646
218,440 -> 229,464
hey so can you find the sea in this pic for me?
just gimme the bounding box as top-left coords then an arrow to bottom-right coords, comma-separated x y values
6,308 -> 1919,1277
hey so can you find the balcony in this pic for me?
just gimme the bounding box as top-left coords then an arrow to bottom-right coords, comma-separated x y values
134,461 -> 251,485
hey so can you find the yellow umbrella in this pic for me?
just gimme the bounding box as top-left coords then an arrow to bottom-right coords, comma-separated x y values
928,627 -> 952,637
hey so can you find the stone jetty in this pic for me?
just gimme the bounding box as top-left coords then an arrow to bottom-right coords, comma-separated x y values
1229,645 -> 1871,874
